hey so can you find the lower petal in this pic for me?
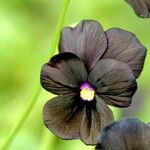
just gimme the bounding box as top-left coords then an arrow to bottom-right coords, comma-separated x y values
43,94 -> 84,140
80,95 -> 114,145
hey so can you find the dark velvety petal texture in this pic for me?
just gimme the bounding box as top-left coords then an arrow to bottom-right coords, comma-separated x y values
43,94 -> 84,140
59,20 -> 107,70
41,52 -> 87,95
102,28 -> 147,78
142,123 -> 150,149
125,0 -> 150,18
88,59 -> 137,107
96,118 -> 150,150
80,95 -> 113,145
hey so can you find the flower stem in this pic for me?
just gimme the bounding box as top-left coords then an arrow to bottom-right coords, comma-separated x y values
1,86 -> 42,150
0,0 -> 70,149
39,128 -> 56,150
48,0 -> 70,58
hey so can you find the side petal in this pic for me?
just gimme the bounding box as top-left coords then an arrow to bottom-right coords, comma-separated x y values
80,95 -> 113,145
102,28 -> 147,78
59,20 -> 107,70
125,0 -> 150,18
43,94 -> 84,140
88,59 -> 137,107
40,52 -> 88,95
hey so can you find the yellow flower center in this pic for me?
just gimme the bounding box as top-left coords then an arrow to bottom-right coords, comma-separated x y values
80,82 -> 95,101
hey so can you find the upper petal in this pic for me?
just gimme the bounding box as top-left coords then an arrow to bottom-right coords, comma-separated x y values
80,95 -> 113,145
102,28 -> 147,79
43,94 -> 84,140
40,52 -> 88,95
59,20 -> 107,71
125,0 -> 150,18
88,59 -> 137,107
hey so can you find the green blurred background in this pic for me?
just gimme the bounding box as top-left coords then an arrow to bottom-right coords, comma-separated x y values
0,0 -> 150,149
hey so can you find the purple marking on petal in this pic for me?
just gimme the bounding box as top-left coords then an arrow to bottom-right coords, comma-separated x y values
80,82 -> 94,91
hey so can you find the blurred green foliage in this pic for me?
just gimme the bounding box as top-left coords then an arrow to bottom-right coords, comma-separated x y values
0,0 -> 150,150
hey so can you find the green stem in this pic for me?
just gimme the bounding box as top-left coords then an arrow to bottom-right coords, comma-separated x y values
0,86 -> 42,150
39,1 -> 71,149
39,128 -> 55,150
0,0 -> 70,149
48,0 -> 70,58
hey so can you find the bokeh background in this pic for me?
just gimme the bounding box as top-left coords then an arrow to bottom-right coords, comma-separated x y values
0,0 -> 150,150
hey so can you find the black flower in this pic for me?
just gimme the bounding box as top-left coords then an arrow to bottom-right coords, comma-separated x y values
40,20 -> 146,145
125,0 -> 150,18
95,118 -> 150,150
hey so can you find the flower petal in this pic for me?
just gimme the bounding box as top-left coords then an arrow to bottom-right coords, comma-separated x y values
125,0 -> 150,18
102,28 -> 147,78
40,52 -> 88,95
88,59 -> 137,107
96,118 -> 150,150
80,95 -> 113,145
43,94 -> 84,140
59,20 -> 107,70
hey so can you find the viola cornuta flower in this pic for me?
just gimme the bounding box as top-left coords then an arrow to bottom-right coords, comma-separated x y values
125,0 -> 150,18
95,118 -> 150,150
40,20 -> 146,145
